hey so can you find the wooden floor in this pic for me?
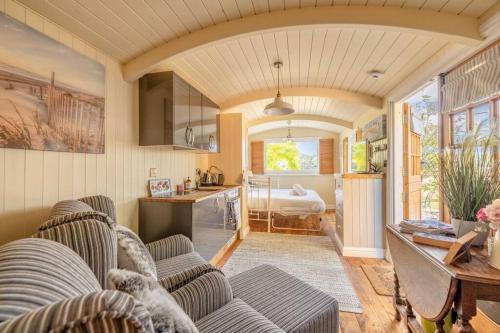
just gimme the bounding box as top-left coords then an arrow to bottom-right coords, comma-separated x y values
217,213 -> 500,333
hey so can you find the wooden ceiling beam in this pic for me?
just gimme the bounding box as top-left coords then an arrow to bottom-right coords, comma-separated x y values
220,87 -> 383,111
122,6 -> 482,82
248,114 -> 354,129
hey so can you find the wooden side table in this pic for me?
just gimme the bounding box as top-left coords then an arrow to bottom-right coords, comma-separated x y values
387,224 -> 500,333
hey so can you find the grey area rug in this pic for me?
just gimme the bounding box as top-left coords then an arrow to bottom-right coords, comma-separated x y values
222,232 -> 363,314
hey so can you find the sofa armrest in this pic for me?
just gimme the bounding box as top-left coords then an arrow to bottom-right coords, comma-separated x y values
0,291 -> 153,333
158,263 -> 222,292
146,234 -> 194,261
171,271 -> 233,322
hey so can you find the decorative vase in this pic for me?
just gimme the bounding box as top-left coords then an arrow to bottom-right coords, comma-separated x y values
489,230 -> 500,270
451,218 -> 488,246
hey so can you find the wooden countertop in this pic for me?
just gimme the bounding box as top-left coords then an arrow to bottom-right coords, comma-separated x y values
340,173 -> 385,179
139,185 -> 240,203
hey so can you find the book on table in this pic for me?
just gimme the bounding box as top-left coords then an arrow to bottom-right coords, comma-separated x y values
400,219 -> 455,236
412,232 -> 456,249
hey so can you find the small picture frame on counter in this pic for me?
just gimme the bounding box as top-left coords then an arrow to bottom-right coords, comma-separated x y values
149,178 -> 172,197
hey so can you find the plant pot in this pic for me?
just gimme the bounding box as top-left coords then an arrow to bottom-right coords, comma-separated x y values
451,218 -> 488,246
489,230 -> 500,270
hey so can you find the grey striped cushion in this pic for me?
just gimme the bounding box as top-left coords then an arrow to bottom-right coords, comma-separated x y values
79,195 -> 117,223
229,265 -> 339,333
159,263 -> 223,292
195,299 -> 284,333
156,252 -> 208,278
0,290 -> 154,333
171,271 -> 233,322
0,238 -> 101,322
39,210 -> 116,230
146,234 -> 195,261
48,200 -> 95,219
34,218 -> 117,288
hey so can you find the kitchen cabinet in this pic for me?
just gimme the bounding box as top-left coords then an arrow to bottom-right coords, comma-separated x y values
201,95 -> 220,152
138,187 -> 240,261
139,71 -> 219,151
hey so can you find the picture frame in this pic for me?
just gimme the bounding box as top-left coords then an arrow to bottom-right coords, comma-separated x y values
149,178 -> 172,197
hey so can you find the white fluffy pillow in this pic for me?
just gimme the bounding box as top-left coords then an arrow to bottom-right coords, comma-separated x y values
107,269 -> 199,333
116,225 -> 157,279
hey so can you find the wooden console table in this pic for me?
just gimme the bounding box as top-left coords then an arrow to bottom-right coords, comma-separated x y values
386,224 -> 500,333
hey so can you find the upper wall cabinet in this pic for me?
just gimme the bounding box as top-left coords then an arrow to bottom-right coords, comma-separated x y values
139,71 -> 220,152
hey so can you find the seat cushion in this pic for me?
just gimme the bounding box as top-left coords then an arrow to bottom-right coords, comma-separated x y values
156,252 -> 208,279
195,298 -> 284,333
229,264 -> 339,333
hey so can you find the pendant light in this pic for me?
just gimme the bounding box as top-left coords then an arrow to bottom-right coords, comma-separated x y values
263,61 -> 295,116
285,120 -> 293,143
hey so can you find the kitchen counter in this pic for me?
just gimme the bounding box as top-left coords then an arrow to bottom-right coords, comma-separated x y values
139,185 -> 241,204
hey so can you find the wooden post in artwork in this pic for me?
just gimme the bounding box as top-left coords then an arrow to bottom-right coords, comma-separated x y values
47,72 -> 55,126
76,103 -> 84,150
84,106 -> 91,151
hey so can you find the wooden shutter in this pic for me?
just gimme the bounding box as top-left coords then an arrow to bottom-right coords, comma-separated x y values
251,141 -> 264,174
319,138 -> 334,174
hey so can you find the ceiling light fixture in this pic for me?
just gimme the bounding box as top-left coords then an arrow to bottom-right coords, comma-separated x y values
368,70 -> 384,79
263,61 -> 295,116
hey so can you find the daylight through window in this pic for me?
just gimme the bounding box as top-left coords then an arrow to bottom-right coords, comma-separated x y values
264,138 -> 319,174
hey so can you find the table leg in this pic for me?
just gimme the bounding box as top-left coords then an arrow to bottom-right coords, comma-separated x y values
393,269 -> 403,321
458,316 -> 472,333
435,319 -> 445,333
455,281 -> 476,333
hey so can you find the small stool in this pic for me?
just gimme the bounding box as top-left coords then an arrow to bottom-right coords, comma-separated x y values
229,264 -> 339,333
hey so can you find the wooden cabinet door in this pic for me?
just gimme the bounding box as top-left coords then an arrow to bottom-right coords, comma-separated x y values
403,103 -> 423,220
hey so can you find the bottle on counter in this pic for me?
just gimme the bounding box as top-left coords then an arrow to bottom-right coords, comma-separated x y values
184,177 -> 193,191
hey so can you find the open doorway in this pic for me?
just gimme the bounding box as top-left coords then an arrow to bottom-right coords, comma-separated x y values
402,80 -> 440,220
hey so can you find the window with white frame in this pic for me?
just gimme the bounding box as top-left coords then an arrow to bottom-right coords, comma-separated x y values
264,138 -> 319,174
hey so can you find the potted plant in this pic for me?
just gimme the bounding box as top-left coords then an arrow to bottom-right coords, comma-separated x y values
438,128 -> 500,246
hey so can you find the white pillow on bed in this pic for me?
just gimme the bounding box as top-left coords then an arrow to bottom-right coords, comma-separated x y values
292,184 -> 307,196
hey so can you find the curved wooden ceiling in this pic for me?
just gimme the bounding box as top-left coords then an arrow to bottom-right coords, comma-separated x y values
17,0 -> 495,64
15,0 -> 498,125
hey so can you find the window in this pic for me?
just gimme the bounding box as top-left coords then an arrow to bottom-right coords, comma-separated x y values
448,98 -> 499,146
472,103 -> 490,138
264,138 -> 319,174
451,112 -> 467,145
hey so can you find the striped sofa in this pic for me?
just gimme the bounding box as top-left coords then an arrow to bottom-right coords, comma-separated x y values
34,195 -> 219,290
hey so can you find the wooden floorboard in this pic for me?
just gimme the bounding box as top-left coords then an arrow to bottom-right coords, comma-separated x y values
216,213 -> 499,333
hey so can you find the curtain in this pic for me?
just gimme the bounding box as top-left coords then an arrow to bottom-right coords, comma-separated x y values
441,43 -> 500,112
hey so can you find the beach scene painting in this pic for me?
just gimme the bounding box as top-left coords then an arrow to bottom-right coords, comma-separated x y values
0,13 -> 105,153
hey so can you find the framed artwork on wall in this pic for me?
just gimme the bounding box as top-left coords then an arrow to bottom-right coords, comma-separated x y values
0,12 -> 105,154
149,179 -> 172,197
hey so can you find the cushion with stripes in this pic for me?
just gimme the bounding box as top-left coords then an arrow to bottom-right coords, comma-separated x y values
0,238 -> 101,322
48,199 -> 95,219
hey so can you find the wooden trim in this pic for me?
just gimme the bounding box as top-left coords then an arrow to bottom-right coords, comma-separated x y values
220,87 -> 383,110
342,173 -> 385,179
122,6 -> 482,81
251,141 -> 264,174
319,138 -> 334,174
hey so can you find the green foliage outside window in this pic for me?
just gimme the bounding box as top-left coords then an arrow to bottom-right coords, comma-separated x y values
265,140 -> 318,172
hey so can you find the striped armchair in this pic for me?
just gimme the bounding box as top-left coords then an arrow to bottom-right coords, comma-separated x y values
34,195 -> 219,291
